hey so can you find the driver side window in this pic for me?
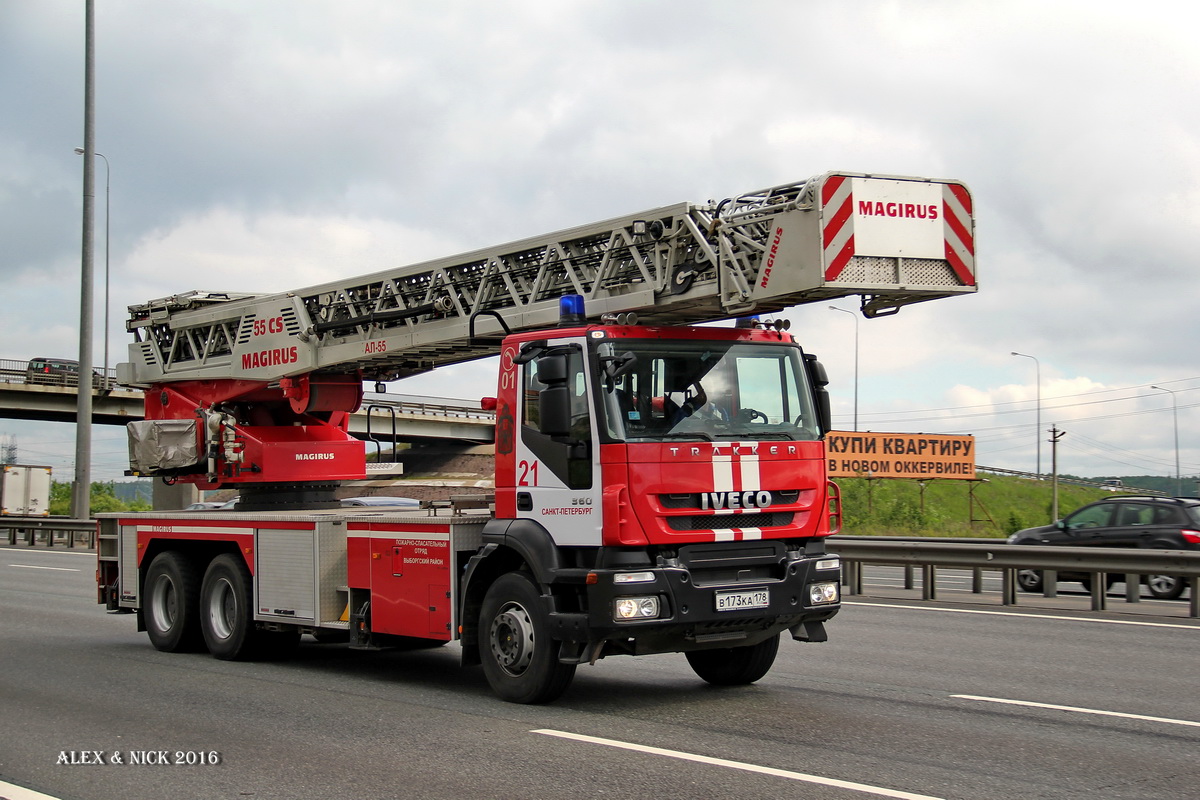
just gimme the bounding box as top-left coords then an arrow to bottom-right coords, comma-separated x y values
1066,503 -> 1114,529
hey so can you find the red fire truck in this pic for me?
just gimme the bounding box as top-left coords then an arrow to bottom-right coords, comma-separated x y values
97,172 -> 976,702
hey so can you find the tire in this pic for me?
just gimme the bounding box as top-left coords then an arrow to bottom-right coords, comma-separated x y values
144,551 -> 204,652
1146,574 -> 1186,600
478,572 -> 576,704
199,554 -> 257,659
686,632 -> 780,686
199,553 -> 302,660
1016,569 -> 1044,593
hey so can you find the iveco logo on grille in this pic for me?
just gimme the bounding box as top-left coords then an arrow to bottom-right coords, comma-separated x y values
699,491 -> 773,510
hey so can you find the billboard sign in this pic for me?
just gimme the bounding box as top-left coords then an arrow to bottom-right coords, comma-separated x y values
826,431 -> 976,480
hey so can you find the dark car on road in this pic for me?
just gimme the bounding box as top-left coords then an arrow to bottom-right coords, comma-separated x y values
1008,496 -> 1200,599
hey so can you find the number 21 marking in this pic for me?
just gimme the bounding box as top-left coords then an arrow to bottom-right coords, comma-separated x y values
517,460 -> 539,486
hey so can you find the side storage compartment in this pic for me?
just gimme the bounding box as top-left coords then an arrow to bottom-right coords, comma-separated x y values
253,519 -> 349,632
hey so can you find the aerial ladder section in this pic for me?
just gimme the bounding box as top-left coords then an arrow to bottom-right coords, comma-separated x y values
119,172 -> 975,388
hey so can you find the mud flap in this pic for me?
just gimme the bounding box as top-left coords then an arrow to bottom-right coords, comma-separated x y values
790,620 -> 827,642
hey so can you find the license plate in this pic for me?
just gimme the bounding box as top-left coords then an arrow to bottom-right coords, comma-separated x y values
715,588 -> 769,612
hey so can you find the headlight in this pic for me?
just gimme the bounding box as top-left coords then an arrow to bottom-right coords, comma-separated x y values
814,557 -> 840,571
808,581 -> 839,605
614,571 -> 655,584
614,596 -> 660,621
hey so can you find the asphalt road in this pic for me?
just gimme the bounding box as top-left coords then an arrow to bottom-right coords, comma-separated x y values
3,546 -> 1200,800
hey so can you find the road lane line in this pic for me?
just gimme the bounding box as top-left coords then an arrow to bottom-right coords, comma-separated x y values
7,564 -> 80,572
532,729 -> 945,800
951,695 -> 1200,728
845,601 -> 1200,629
0,547 -> 95,556
0,779 -> 65,800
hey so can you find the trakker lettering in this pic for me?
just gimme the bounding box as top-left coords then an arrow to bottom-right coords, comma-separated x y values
241,346 -> 299,370
857,200 -> 939,220
668,443 -> 795,457
700,490 -> 773,510
759,226 -> 785,288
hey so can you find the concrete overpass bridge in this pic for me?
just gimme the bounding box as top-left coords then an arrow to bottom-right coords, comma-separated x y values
0,358 -> 495,444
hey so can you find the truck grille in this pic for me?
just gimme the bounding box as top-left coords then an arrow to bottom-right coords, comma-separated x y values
667,512 -> 794,531
659,491 -> 800,509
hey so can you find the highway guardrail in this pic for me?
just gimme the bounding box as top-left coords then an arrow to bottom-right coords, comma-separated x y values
828,536 -> 1200,617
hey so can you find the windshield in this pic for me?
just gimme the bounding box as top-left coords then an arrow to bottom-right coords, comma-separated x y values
597,339 -> 821,442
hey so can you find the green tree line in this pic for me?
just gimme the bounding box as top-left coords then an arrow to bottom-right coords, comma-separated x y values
49,481 -> 152,515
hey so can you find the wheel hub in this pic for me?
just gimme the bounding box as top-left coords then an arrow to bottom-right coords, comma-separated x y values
489,602 -> 535,676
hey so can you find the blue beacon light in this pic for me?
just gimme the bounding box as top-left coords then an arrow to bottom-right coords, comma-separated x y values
558,294 -> 586,326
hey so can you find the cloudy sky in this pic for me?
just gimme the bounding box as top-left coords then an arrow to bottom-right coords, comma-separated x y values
3,0 -> 1199,485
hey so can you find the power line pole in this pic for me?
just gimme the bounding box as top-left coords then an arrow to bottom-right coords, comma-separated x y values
1049,426 -> 1066,520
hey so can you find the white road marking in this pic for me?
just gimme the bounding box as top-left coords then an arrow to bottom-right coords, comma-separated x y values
0,779 -> 65,800
7,564 -> 80,572
845,601 -> 1200,630
532,729 -> 945,800
0,547 -> 94,556
952,695 -> 1200,728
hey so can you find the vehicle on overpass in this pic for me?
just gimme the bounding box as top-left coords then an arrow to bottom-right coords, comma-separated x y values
97,171 -> 976,702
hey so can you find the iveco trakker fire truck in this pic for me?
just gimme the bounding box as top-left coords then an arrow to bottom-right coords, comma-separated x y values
97,172 -> 976,703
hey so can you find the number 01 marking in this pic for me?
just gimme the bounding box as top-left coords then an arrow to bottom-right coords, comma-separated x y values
518,460 -> 539,486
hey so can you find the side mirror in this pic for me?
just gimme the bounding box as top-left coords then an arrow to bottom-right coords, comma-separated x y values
537,353 -> 572,437
804,353 -> 832,434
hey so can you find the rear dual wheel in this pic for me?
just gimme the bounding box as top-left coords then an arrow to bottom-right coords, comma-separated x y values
200,554 -> 299,660
144,551 -> 204,652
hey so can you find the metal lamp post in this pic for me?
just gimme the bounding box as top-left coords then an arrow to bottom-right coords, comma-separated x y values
1150,385 -> 1181,497
829,306 -> 859,431
1011,351 -> 1041,476
75,147 -> 110,389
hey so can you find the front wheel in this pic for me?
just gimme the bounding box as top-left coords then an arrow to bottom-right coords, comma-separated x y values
478,573 -> 575,704
686,633 -> 780,686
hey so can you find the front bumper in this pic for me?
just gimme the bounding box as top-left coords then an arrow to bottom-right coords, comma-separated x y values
547,548 -> 842,657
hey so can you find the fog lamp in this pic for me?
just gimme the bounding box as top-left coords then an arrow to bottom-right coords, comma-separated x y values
614,596 -> 660,621
808,581 -> 839,605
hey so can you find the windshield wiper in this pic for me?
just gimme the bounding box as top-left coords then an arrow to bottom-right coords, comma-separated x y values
717,431 -> 797,441
659,431 -> 715,442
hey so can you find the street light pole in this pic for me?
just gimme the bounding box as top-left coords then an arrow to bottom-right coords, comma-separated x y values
829,306 -> 859,431
73,0 -> 96,520
1150,385 -> 1181,497
75,147 -> 109,389
1011,351 -> 1041,476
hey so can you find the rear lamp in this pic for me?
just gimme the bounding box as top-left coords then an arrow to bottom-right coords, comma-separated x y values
614,596 -> 660,621
808,581 -> 839,605
1182,530 -> 1200,544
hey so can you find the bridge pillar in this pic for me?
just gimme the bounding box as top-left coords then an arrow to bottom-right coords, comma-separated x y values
152,481 -> 197,510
